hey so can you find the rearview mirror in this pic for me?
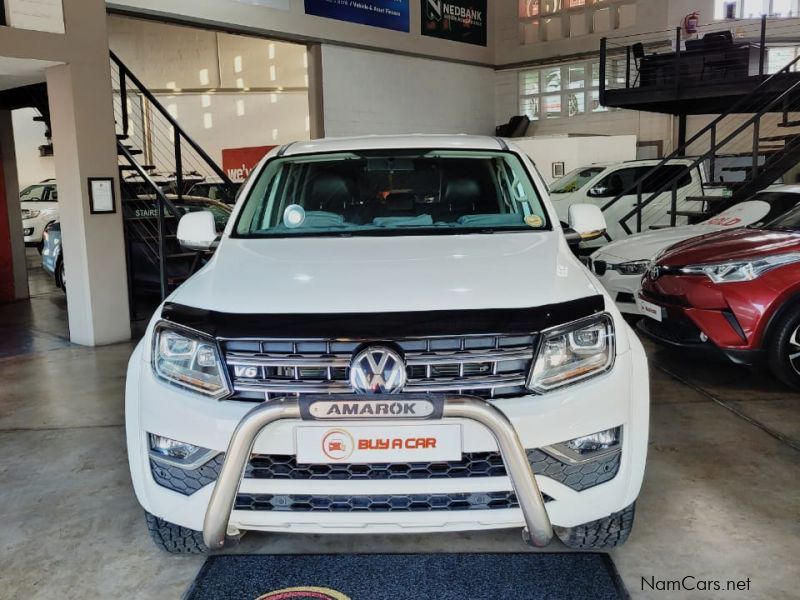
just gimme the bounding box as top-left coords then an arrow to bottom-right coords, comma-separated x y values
177,210 -> 218,251
566,203 -> 607,242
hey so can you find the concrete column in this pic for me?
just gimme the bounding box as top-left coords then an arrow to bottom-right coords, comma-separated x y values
46,60 -> 131,345
307,44 -> 325,140
0,110 -> 29,302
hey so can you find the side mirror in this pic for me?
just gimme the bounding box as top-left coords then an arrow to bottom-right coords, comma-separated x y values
587,186 -> 608,198
177,211 -> 218,251
566,203 -> 607,243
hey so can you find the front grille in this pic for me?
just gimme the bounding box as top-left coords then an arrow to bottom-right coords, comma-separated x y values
639,315 -> 705,345
246,449 -> 621,492
149,448 -> 620,497
233,491 -> 556,512
223,334 -> 536,401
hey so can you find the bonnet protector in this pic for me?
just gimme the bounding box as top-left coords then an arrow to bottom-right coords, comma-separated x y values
160,295 -> 605,339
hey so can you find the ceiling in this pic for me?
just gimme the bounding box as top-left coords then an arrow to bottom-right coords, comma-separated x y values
0,56 -> 61,92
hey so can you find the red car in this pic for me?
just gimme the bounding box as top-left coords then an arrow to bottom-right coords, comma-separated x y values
637,205 -> 800,389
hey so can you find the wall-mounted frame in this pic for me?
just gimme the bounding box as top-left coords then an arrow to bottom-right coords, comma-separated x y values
88,177 -> 116,214
552,161 -> 565,178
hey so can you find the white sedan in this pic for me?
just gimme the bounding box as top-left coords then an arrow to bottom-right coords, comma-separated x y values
589,188 -> 800,315
20,180 -> 59,247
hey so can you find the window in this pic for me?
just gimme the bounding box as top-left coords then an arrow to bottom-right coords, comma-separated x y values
19,185 -> 57,203
767,46 -> 800,73
550,167 -> 605,193
714,0 -> 798,18
235,151 -> 549,238
588,166 -> 691,198
518,59 -> 612,120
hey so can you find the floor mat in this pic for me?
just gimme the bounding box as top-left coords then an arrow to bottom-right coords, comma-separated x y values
185,553 -> 628,600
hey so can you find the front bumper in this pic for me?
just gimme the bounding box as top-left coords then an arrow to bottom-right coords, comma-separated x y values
593,269 -> 642,315
126,335 -> 649,540
22,219 -> 43,244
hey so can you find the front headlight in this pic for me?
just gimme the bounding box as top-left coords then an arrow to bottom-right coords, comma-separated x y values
681,252 -> 800,284
152,323 -> 231,398
22,209 -> 40,220
612,260 -> 650,276
527,313 -> 615,392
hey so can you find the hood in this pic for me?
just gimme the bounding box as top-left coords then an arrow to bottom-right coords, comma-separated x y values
657,228 -> 800,266
592,201 -> 771,262
171,232 -> 599,314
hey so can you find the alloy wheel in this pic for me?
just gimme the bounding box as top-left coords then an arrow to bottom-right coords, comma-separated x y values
789,325 -> 800,376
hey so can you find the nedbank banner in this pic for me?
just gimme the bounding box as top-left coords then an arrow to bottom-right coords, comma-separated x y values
304,0 -> 410,32
421,0 -> 487,46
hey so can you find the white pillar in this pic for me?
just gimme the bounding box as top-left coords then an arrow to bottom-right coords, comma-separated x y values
46,60 -> 131,345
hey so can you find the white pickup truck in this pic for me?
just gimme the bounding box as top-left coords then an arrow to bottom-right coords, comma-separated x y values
549,158 -> 720,247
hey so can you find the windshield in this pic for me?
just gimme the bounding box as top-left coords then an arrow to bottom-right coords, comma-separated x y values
550,167 -> 604,194
20,185 -> 56,202
234,150 -> 549,238
763,202 -> 800,231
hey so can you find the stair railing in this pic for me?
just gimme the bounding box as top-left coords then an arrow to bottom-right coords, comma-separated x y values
110,51 -> 237,203
598,51 -> 800,236
118,142 -> 184,299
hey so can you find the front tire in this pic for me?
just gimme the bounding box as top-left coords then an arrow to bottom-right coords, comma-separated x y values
144,511 -> 209,554
768,308 -> 800,390
555,502 -> 636,549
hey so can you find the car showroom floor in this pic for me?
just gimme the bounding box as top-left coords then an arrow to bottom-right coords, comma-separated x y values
1,253 -> 798,599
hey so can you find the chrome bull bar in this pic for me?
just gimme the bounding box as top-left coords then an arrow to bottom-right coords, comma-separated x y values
202,394 -> 554,549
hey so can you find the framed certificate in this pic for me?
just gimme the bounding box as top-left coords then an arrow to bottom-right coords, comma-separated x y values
88,177 -> 116,214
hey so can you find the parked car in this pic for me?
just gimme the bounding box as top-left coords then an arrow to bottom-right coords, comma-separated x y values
638,201 -> 800,389
126,135 -> 649,554
41,221 -> 65,290
187,178 -> 241,204
590,185 -> 800,315
44,197 -> 232,294
20,179 -> 58,248
549,159 -> 717,247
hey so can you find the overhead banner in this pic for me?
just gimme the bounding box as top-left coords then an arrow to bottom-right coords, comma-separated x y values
304,0 -> 411,32
421,0 -> 487,46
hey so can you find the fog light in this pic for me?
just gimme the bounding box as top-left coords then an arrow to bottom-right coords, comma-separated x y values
148,433 -> 217,468
565,427 -> 620,455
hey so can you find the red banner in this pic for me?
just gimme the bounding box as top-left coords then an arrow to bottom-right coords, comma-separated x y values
222,146 -> 276,182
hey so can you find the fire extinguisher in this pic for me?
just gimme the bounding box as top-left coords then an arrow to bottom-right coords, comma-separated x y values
684,11 -> 700,34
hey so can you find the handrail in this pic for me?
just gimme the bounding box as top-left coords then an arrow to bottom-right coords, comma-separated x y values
600,50 -> 800,220
118,141 -> 183,299
109,51 -> 236,200
617,73 -> 800,234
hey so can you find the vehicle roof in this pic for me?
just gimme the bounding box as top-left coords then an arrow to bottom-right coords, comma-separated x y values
281,135 -> 507,156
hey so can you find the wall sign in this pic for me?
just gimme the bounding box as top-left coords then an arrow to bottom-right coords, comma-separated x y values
304,0 -> 410,32
421,0 -> 487,46
222,145 -> 277,182
88,178 -> 116,215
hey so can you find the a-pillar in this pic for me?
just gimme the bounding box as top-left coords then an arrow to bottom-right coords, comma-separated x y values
0,110 -> 29,302
46,58 -> 130,345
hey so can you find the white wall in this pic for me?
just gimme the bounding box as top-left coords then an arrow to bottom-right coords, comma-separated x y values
321,46 -> 496,138
107,16 -> 310,164
11,108 -> 55,187
512,134 -> 638,184
108,0 -> 494,65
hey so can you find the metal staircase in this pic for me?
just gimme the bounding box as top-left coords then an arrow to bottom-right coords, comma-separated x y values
600,53 -> 800,239
109,52 -> 237,303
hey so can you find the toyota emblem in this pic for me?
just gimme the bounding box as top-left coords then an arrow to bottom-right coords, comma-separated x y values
349,346 -> 406,394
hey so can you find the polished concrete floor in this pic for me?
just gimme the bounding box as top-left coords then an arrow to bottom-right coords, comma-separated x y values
1,252 -> 799,599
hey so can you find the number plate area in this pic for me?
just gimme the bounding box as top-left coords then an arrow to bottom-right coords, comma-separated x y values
295,424 -> 463,464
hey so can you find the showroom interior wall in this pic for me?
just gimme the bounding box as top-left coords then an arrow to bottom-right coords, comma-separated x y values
107,16 -> 311,164
321,46 -> 495,137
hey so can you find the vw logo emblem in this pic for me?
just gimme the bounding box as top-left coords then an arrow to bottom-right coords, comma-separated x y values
349,346 -> 407,394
